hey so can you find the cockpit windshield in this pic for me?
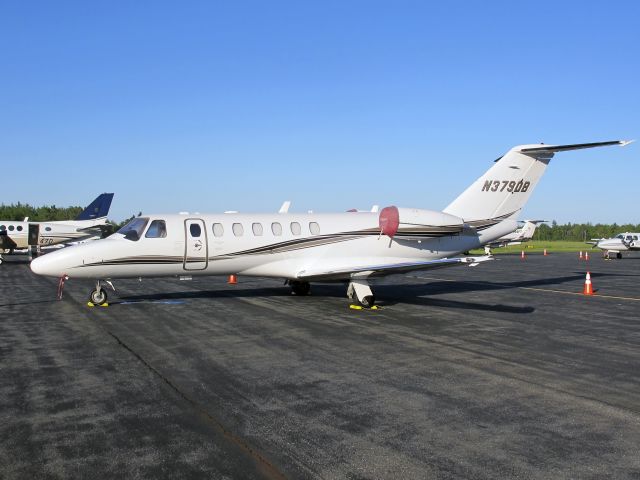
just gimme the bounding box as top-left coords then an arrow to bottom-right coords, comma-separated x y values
117,217 -> 149,241
616,234 -> 624,239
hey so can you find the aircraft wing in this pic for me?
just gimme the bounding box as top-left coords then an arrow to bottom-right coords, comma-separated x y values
77,224 -> 114,238
297,256 -> 492,281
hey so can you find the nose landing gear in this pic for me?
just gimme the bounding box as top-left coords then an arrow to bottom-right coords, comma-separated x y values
89,280 -> 114,306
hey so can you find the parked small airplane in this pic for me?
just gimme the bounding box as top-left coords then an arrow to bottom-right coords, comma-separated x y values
591,232 -> 640,259
483,219 -> 547,254
31,141 -> 630,307
0,193 -> 114,264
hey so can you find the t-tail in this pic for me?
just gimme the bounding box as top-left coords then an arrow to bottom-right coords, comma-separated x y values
444,141 -> 632,223
75,193 -> 114,222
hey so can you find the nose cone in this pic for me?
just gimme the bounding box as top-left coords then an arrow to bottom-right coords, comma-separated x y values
597,238 -> 627,251
31,249 -> 68,277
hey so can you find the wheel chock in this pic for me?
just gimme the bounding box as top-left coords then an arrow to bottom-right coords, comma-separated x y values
87,302 -> 109,308
370,305 -> 380,310
349,304 -> 363,310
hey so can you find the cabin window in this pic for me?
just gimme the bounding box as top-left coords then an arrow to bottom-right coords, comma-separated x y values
45,226 -> 52,232
232,223 -> 244,236
189,223 -> 202,237
17,226 -> 23,231
252,223 -> 263,236
9,225 -> 15,231
290,222 -> 301,236
117,217 -> 149,241
146,220 -> 167,238
271,222 -> 282,236
212,223 -> 224,237
309,222 -> 320,235
634,236 -> 639,241
0,225 -> 5,231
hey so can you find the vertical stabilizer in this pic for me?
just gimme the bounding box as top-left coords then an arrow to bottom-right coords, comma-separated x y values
444,141 -> 629,222
75,193 -> 114,221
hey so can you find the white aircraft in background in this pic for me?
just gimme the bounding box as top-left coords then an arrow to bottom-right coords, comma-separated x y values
483,219 -> 547,254
591,232 -> 640,259
0,193 -> 114,264
31,141 -> 630,307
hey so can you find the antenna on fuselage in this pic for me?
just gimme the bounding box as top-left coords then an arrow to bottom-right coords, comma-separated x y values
279,201 -> 291,214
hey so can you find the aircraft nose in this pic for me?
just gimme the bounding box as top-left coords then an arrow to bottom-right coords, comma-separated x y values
31,251 -> 67,277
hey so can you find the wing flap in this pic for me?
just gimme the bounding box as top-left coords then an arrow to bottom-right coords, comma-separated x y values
297,256 -> 493,281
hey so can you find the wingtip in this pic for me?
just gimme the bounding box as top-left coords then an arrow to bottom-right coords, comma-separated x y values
620,139 -> 635,147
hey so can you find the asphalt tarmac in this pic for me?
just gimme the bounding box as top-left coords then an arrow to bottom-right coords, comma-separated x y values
1,252 -> 639,479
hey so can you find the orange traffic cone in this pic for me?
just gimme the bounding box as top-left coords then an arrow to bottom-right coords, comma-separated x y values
543,249 -> 548,256
521,250 -> 525,260
585,251 -> 589,261
579,251 -> 583,260
583,271 -> 594,295
228,274 -> 238,285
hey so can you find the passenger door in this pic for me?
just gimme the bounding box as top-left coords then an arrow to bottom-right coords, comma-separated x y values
183,219 -> 208,270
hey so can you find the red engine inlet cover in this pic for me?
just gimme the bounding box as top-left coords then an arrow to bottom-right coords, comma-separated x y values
379,205 -> 399,237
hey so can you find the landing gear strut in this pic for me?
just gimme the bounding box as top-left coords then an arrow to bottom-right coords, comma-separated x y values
289,280 -> 311,296
90,281 -> 108,305
347,279 -> 376,307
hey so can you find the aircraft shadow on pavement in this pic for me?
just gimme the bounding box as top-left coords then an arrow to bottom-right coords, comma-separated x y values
115,272 -> 626,312
118,286 -> 303,302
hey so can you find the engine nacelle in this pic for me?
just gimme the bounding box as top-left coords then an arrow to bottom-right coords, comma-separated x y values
379,206 -> 464,239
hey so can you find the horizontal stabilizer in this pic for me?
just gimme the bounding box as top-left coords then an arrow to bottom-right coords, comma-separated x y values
519,140 -> 633,154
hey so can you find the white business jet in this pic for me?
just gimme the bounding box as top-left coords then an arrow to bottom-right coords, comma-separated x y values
31,142 -> 630,307
0,193 -> 114,264
591,232 -> 640,259
483,219 -> 547,254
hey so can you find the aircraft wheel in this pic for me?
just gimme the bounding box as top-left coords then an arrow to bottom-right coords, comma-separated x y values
90,289 -> 107,305
617,252 -> 622,259
360,295 -> 376,308
291,281 -> 311,296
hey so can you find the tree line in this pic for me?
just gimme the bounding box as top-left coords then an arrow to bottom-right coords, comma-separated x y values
0,203 -> 134,229
534,222 -> 640,242
0,202 -> 84,222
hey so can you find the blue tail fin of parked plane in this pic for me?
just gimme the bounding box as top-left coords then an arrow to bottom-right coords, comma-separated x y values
75,193 -> 114,221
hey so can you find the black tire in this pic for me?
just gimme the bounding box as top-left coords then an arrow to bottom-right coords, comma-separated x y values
90,289 -> 107,305
360,295 -> 376,307
291,281 -> 311,296
617,252 -> 623,259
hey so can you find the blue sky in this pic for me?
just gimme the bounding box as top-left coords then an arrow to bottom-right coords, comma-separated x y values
1,1 -> 638,223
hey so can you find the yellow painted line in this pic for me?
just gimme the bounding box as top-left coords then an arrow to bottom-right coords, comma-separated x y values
414,276 -> 640,302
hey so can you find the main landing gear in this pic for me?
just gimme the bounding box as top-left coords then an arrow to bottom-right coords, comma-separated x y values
288,279 -> 377,307
289,280 -> 311,296
347,279 -> 376,308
